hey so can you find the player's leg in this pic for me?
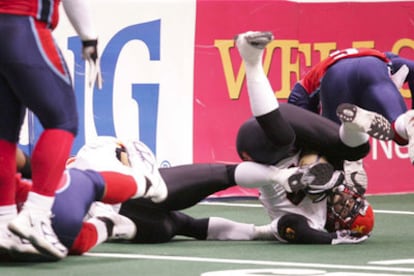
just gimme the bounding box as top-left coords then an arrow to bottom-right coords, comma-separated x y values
77,163 -> 233,222
234,32 -> 336,190
70,202 -> 136,255
118,202 -> 192,243
7,20 -> 77,260
235,31 -> 295,162
0,77 -> 26,257
149,163 -> 237,211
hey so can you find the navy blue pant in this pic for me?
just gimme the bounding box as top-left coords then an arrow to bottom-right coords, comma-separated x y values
0,14 -> 77,142
320,56 -> 407,124
52,169 -> 105,248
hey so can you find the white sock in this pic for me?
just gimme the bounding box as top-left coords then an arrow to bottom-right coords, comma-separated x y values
207,217 -> 255,240
87,217 -> 109,245
235,161 -> 297,191
253,224 -> 275,240
23,191 -> 55,212
234,162 -> 273,188
245,63 -> 279,116
339,124 -> 369,147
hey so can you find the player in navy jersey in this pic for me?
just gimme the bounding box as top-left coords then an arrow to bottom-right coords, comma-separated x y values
287,47 -> 414,167
2,137 -> 168,261
0,0 -> 102,260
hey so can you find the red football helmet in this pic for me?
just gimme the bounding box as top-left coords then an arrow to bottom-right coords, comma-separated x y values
326,184 -> 374,236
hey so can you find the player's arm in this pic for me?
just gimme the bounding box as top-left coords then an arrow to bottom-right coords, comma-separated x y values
277,213 -> 367,245
62,0 -> 97,41
62,0 -> 102,88
288,83 -> 321,113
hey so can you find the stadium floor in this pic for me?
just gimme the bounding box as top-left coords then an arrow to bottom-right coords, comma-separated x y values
2,193 -> 414,276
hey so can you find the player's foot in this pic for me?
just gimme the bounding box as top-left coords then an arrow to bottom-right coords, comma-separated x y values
126,140 -> 168,203
88,202 -> 137,241
0,224 -> 14,255
336,103 -> 394,141
96,214 -> 136,241
343,159 -> 367,194
287,162 -> 335,193
0,223 -> 53,262
235,31 -> 273,65
307,170 -> 345,203
8,208 -> 68,261
404,109 -> 414,164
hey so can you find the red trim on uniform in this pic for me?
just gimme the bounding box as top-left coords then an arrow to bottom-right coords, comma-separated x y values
301,48 -> 390,94
69,222 -> 99,255
33,20 -> 67,75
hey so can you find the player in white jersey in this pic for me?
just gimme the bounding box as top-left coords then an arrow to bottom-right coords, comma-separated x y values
66,136 -> 168,203
82,150 -> 372,245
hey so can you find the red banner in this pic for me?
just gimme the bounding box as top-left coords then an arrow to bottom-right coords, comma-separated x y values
193,0 -> 414,195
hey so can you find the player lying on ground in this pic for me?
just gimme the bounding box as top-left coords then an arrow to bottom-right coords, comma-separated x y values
0,137 -> 168,261
81,148 -> 373,246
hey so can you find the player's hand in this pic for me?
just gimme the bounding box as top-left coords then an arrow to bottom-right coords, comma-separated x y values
331,230 -> 369,245
82,39 -> 103,90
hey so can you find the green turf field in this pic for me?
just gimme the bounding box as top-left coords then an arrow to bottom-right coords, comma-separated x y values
2,193 -> 414,276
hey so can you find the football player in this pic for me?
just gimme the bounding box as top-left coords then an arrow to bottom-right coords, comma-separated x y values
81,149 -> 373,246
287,46 -> 414,189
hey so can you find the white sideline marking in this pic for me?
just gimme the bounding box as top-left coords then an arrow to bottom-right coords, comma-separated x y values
200,201 -> 414,215
370,259 -> 414,265
84,252 -> 414,274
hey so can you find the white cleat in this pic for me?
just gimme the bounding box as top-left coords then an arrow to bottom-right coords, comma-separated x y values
343,159 -> 367,194
235,31 -> 273,65
8,208 -> 68,261
1,222 -> 55,262
287,162 -> 335,193
272,162 -> 335,193
404,109 -> 414,164
336,103 -> 394,141
87,202 -> 137,241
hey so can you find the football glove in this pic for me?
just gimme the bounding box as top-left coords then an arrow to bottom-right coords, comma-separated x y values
82,39 -> 103,89
331,229 -> 369,245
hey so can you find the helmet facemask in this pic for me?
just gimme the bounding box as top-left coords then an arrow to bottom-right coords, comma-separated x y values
326,184 -> 374,235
